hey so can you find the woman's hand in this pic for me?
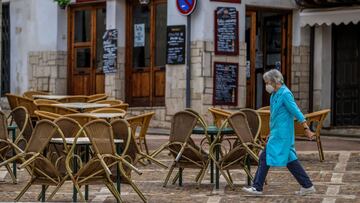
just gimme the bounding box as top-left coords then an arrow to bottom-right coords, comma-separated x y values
304,128 -> 315,140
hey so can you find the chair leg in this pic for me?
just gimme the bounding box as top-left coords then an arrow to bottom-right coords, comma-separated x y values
4,164 -> 17,184
163,164 -> 175,187
47,177 -> 67,201
37,185 -> 49,201
143,153 -> 168,169
149,142 -> 169,158
15,178 -> 35,201
219,168 -> 234,190
226,170 -> 233,184
243,166 -> 254,183
104,181 -> 123,203
73,182 -> 86,202
172,171 -> 180,185
120,171 -> 147,203
196,161 -> 209,188
143,138 -> 151,157
316,136 -> 325,162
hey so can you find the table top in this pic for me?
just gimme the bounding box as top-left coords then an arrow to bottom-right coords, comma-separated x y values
192,125 -> 234,135
50,137 -> 123,145
76,113 -> 125,119
52,103 -> 111,110
33,95 -> 69,100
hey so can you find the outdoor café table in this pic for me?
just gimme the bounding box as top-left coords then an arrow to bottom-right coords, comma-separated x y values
52,103 -> 111,113
49,137 -> 123,202
192,125 -> 234,189
74,112 -> 126,122
32,95 -> 69,100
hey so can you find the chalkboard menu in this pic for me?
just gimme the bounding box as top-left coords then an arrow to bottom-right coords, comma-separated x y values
167,25 -> 186,65
103,29 -> 118,74
214,7 -> 239,56
213,62 -> 238,105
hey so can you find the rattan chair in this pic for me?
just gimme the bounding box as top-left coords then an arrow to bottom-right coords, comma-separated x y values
57,95 -> 88,103
294,109 -> 330,161
256,110 -> 270,142
95,99 -> 123,105
23,91 -> 48,100
258,106 -> 270,110
126,112 -> 154,156
110,103 -> 129,111
64,114 -> 98,126
34,99 -> 60,105
37,104 -> 79,115
112,119 -> 167,168
0,120 -> 68,201
210,112 -> 263,190
9,107 -> 34,150
91,107 -> 126,114
163,111 -> 210,188
35,110 -> 62,121
0,110 -> 18,183
7,94 -> 39,122
208,107 -> 232,128
240,108 -> 262,144
6,93 -> 21,110
87,93 -> 108,103
65,120 -> 144,202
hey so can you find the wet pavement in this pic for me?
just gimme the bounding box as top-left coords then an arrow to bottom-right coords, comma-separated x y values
0,135 -> 359,202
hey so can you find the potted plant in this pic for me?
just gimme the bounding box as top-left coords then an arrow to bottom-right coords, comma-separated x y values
54,0 -> 71,9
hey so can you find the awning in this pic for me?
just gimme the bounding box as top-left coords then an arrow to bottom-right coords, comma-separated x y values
300,6 -> 360,26
295,0 -> 360,8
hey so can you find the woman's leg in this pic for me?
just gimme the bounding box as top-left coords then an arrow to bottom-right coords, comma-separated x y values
287,159 -> 313,188
252,149 -> 270,191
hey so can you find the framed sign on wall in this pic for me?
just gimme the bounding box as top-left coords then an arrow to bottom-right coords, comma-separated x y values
214,7 -> 239,56
166,25 -> 186,65
213,62 -> 239,106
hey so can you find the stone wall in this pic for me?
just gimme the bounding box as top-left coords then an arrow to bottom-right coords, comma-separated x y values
291,45 -> 310,113
28,51 -> 67,94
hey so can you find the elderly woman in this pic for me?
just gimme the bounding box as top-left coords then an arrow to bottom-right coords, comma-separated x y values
242,69 -> 316,196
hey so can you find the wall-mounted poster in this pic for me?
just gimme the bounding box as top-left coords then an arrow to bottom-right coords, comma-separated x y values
166,25 -> 186,65
103,29 -> 118,74
134,24 -> 145,47
214,7 -> 239,56
213,62 -> 238,105
210,0 -> 241,3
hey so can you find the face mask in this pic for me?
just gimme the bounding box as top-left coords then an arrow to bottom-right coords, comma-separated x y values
265,84 -> 275,94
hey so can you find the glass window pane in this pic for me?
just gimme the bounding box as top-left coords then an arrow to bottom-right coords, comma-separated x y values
76,48 -> 91,68
96,8 -> 106,72
132,6 -> 150,68
155,4 -> 167,67
75,10 -> 91,42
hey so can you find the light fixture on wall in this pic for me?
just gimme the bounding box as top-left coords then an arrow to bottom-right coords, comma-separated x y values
139,0 -> 150,5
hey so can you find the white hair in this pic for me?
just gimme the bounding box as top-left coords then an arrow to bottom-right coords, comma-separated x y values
263,69 -> 284,84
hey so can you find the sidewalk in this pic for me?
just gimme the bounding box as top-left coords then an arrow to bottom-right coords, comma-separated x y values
0,135 -> 359,202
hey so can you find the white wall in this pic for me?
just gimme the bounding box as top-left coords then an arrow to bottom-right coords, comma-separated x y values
313,25 -> 332,127
106,0 -> 126,47
10,0 -> 66,94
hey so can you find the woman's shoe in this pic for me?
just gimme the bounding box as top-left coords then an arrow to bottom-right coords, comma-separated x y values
242,187 -> 263,195
295,186 -> 316,196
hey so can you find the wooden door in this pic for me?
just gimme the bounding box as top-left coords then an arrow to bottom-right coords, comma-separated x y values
68,2 -> 106,95
333,23 -> 360,126
126,0 -> 167,107
245,11 -> 256,108
245,10 -> 292,108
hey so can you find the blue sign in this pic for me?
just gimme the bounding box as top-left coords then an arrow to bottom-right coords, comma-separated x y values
176,0 -> 197,15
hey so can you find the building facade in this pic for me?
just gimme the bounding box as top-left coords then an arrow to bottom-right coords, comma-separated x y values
1,0 -> 360,132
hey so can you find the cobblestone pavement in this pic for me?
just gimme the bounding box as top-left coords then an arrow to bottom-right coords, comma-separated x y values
0,135 -> 359,203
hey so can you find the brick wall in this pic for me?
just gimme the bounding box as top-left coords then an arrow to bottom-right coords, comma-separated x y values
291,45 -> 310,113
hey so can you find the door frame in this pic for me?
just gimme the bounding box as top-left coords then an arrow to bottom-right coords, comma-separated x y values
67,1 -> 106,95
125,0 -> 167,107
245,7 -> 293,108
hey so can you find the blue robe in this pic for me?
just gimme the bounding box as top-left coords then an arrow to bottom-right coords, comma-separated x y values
266,85 -> 305,167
